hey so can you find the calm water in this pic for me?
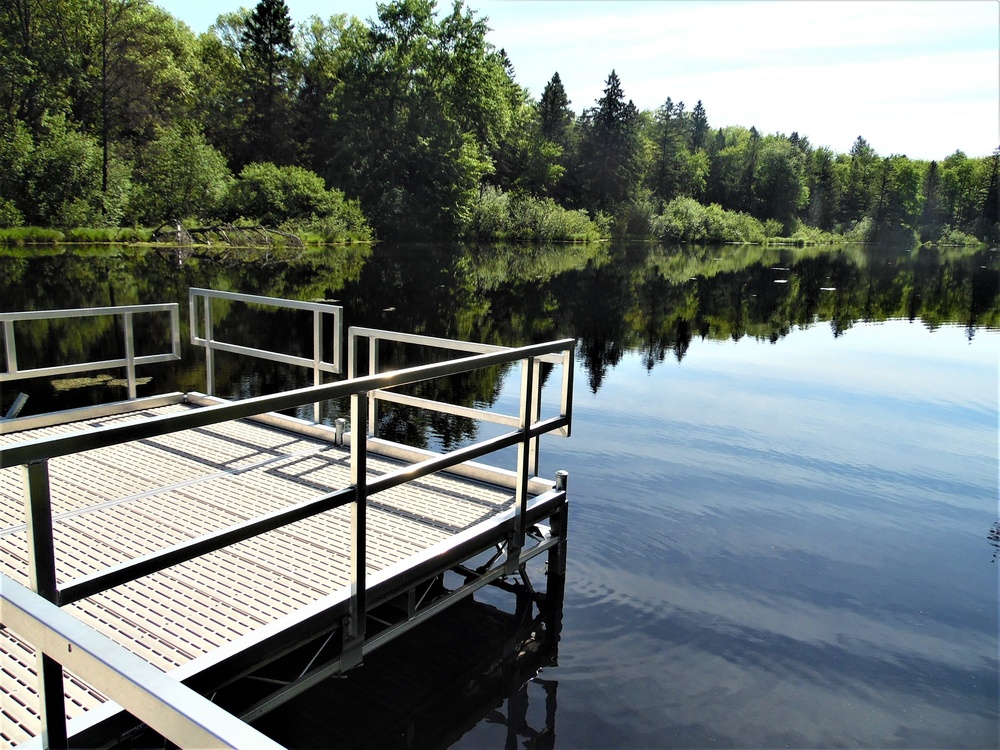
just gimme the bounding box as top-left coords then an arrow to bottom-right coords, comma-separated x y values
1,241 -> 998,748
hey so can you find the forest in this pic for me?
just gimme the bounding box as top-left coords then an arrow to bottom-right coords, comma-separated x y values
1,0 -> 997,245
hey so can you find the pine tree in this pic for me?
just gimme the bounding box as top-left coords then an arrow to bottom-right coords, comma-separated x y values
537,72 -> 573,145
240,0 -> 296,164
690,100 -> 709,150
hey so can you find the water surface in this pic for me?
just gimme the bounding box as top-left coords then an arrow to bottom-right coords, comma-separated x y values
1,241 -> 997,748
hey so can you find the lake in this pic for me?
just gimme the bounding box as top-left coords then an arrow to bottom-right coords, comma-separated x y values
1,241 -> 998,748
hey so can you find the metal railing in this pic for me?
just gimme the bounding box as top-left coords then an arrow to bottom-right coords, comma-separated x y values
189,288 -> 343,423
1,303 -> 180,401
1,335 -> 575,748
348,328 -> 573,479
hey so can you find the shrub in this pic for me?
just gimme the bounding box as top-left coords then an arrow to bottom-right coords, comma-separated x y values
463,187 -> 604,242
650,197 -> 767,244
227,163 -> 337,224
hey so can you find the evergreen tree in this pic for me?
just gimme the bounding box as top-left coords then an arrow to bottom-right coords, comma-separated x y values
537,72 -> 573,144
919,160 -> 943,241
240,0 -> 296,164
690,99 -> 709,150
839,135 -> 877,225
578,70 -> 643,212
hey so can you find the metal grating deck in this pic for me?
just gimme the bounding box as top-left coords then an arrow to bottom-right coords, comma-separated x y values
0,404 -> 516,747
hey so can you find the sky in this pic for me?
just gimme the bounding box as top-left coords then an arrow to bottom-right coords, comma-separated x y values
158,0 -> 999,161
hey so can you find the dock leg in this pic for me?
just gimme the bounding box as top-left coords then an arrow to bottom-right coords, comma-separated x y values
542,471 -> 568,648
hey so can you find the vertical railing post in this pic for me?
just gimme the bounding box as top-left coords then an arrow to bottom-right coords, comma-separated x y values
344,391 -> 368,669
202,295 -> 214,396
122,312 -> 136,399
560,346 -> 575,436
366,335 -> 378,437
3,318 -> 17,374
312,310 -> 322,424
528,358 -> 543,478
507,356 -> 536,574
23,460 -> 68,749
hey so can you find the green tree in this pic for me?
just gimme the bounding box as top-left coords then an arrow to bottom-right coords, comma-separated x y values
294,14 -> 366,173
807,146 -> 839,230
870,155 -> 922,243
240,0 -> 296,165
127,126 -> 232,223
839,135 -> 877,226
752,134 -> 808,232
979,147 -> 999,240
537,71 -> 573,145
192,12 -> 247,165
689,99 -> 709,151
918,160 -> 944,241
323,0 -> 514,238
578,70 -> 643,213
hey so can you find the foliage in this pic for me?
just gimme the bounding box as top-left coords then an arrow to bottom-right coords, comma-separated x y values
578,70 -> 644,212
1,114 -> 131,227
650,197 -> 767,244
226,161 -> 371,240
321,0 -> 519,238
462,185 -> 604,241
0,0 -> 995,244
127,126 -> 233,224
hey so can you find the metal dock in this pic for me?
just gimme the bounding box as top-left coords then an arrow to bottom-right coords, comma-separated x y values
0,290 -> 573,748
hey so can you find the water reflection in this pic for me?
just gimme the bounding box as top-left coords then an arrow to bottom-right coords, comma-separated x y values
2,241 -> 998,747
2,242 -> 998,417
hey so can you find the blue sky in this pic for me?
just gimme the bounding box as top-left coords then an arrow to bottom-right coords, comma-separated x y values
158,0 -> 999,160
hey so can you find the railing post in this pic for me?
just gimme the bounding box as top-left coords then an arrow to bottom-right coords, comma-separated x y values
507,356 -> 536,574
528,357 -> 543,477
202,295 -> 214,396
367,335 -> 378,437
3,318 -> 17,374
312,310 -> 322,424
122,312 -> 136,400
24,460 -> 68,749
344,391 -> 368,669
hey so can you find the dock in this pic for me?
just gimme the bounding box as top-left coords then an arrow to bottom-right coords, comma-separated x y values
0,290 -> 573,748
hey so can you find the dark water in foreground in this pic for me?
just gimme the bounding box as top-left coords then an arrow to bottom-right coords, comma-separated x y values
2,241 -> 998,748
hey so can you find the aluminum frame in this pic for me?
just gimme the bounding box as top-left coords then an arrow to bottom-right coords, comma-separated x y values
188,288 -> 343,422
1,303 -> 181,400
1,332 -> 575,747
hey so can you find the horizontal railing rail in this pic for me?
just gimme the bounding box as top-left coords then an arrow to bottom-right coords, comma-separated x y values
189,288 -> 343,423
1,303 -> 180,401
348,328 -> 574,473
2,574 -> 284,750
1,338 -> 572,468
1,333 -> 575,746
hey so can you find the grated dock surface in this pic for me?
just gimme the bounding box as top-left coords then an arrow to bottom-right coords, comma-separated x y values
0,404 -> 514,747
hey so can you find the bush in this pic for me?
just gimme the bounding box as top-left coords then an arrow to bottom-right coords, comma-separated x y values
650,197 -> 767,244
936,226 -> 982,246
0,198 -> 24,228
463,186 -> 605,242
227,163 -> 339,224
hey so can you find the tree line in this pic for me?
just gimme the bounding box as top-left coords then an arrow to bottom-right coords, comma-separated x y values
1,0 -> 997,244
